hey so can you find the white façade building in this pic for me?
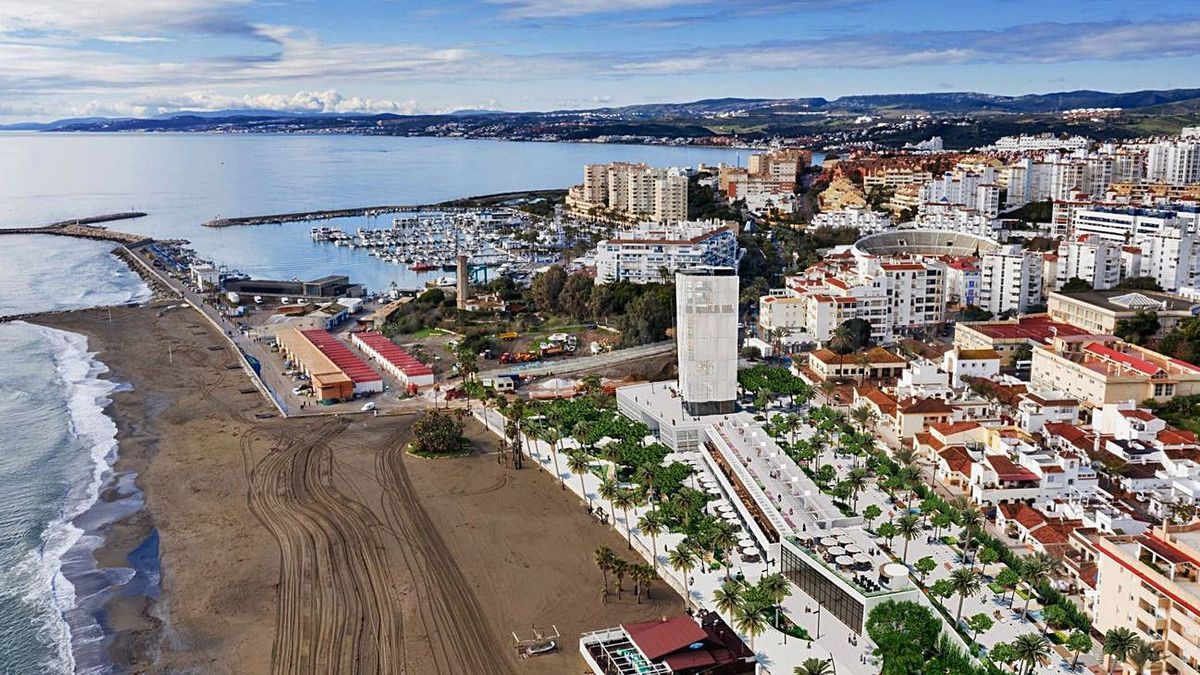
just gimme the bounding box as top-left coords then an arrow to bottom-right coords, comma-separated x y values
676,267 -> 739,416
979,245 -> 1044,316
594,220 -> 740,285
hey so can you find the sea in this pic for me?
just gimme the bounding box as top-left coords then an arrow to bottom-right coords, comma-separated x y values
0,132 -> 768,672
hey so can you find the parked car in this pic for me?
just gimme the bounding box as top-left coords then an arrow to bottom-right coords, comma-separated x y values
361,401 -> 377,412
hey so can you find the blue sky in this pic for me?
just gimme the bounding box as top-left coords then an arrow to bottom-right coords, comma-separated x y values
2,0 -> 1200,120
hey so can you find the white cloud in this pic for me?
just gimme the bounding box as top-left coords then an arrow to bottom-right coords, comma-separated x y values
487,0 -> 697,19
0,0 -> 253,36
134,90 -> 428,115
94,35 -> 173,44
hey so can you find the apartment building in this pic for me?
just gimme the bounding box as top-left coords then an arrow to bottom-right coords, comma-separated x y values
567,162 -> 689,222
1147,139 -> 1200,185
594,220 -> 739,284
1092,527 -> 1200,675
1047,290 -> 1200,337
954,314 -> 1093,365
1056,234 -> 1123,290
863,168 -> 933,191
810,206 -> 892,233
979,245 -> 1044,316
993,133 -> 1091,152
1030,334 -> 1200,407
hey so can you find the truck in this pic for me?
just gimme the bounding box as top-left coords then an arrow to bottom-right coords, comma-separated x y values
497,331 -> 519,341
540,344 -> 565,357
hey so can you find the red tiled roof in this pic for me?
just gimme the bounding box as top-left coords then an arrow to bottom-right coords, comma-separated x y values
625,616 -> 707,661
1030,524 -> 1070,545
930,421 -> 982,437
301,330 -> 382,384
1120,409 -> 1157,421
939,447 -> 973,475
986,455 -> 1040,482
1159,428 -> 1199,446
899,397 -> 954,415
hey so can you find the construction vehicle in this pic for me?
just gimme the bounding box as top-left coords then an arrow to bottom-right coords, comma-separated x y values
497,331 -> 519,341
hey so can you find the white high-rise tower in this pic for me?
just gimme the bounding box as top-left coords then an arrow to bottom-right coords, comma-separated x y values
675,267 -> 739,416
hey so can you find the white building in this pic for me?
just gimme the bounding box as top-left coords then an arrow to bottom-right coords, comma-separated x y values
979,245 -> 1043,316
1055,234 -> 1122,290
810,206 -> 892,233
568,162 -> 689,223
1146,139 -> 1200,185
595,220 -> 740,285
676,268 -> 738,416
993,133 -> 1090,153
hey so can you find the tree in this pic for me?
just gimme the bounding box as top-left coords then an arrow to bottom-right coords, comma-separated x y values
1128,638 -> 1161,675
794,657 -> 835,675
1013,342 -> 1033,364
1117,276 -> 1164,292
949,567 -> 983,624
930,578 -> 955,601
863,504 -> 882,529
631,563 -> 655,603
1018,552 -> 1055,621
713,578 -> 745,617
896,513 -> 921,564
989,642 -> 1017,673
612,558 -> 628,599
559,274 -> 595,320
620,286 -> 675,346
1103,627 -> 1139,675
1041,603 -> 1069,635
1158,317 -> 1200,365
1066,630 -> 1093,671
967,612 -> 994,642
977,546 -> 1000,572
1012,633 -> 1051,675
542,426 -> 566,490
931,510 -> 953,540
829,317 -> 872,354
865,600 -> 942,675
711,522 -> 739,579
1060,276 -> 1092,293
959,304 -> 994,322
594,546 -> 615,596
845,467 -> 870,510
638,510 -> 666,570
567,451 -> 592,506
996,567 -> 1021,608
877,521 -> 898,548
732,600 -> 770,655
1115,310 -> 1161,346
410,411 -> 465,455
530,265 -> 568,313
614,489 -> 638,550
599,477 -> 620,524
668,543 -> 699,607
915,556 -> 937,585
453,342 -> 478,412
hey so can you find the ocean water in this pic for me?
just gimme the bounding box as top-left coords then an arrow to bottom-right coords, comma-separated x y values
0,133 -> 753,292
0,133 -> 793,671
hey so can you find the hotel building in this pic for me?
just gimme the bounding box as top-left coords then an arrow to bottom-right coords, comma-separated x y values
594,220 -> 739,284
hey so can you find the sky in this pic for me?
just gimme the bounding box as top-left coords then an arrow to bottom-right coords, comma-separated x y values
2,0 -> 1200,121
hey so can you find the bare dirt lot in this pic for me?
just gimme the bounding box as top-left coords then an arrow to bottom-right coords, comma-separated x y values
37,303 -> 676,674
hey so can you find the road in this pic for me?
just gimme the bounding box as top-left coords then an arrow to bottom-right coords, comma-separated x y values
478,340 -> 674,378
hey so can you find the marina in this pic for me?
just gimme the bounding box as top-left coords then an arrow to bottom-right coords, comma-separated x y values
308,208 -> 562,281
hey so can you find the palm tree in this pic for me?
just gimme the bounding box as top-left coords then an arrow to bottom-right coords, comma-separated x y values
1103,627 -> 1139,675
542,426 -> 565,489
454,342 -> 478,412
612,558 -> 628,600
668,543 -> 699,608
955,501 -> 985,565
1018,553 -> 1054,622
818,379 -> 838,404
854,351 -> 873,385
567,451 -> 592,506
711,522 -> 739,579
594,546 -> 615,596
794,657 -> 835,675
896,513 -> 921,564
1011,633 -> 1051,675
637,563 -> 657,601
599,477 -> 620,522
759,572 -> 791,607
638,510 -> 666,570
613,489 -> 638,550
713,578 -> 745,617
949,567 -> 983,624
845,466 -> 869,510
631,563 -> 653,604
732,599 -> 770,656
1128,638 -> 1161,675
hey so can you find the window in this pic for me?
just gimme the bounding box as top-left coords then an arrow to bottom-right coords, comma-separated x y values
781,546 -> 865,633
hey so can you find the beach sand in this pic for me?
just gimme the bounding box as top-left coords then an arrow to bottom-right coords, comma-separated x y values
36,303 -> 678,674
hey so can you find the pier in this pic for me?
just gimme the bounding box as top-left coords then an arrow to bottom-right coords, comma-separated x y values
0,212 -> 150,245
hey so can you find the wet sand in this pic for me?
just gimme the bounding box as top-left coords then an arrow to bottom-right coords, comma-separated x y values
36,302 -> 677,673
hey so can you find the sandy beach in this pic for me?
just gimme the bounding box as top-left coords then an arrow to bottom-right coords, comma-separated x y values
35,302 -> 678,673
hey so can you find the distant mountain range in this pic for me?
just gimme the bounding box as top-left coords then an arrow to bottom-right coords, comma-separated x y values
5,88 -> 1199,148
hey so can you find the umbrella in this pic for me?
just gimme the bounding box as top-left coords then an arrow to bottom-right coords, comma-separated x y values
826,545 -> 845,557
836,555 -> 854,567
843,544 -> 863,555
819,537 -> 838,547
853,553 -> 871,564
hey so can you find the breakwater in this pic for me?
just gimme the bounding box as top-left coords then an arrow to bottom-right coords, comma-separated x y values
202,189 -> 566,228
1,213 -> 150,245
